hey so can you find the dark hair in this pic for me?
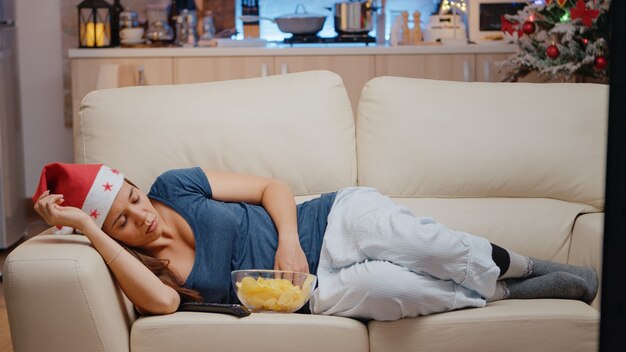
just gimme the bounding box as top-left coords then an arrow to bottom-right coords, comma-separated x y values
120,178 -> 203,303
121,243 -> 203,303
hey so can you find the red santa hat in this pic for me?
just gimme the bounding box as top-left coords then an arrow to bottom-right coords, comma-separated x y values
33,162 -> 125,229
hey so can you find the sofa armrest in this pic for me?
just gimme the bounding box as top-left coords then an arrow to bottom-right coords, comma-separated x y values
4,229 -> 137,352
569,213 -> 604,309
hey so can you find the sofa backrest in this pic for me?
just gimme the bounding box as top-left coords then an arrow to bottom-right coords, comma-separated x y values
75,70 -> 357,195
357,77 -> 608,211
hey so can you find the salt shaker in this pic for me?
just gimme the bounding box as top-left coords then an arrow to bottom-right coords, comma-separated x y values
400,11 -> 410,45
412,11 -> 422,44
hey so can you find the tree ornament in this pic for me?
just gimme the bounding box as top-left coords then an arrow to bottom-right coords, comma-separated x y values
556,0 -> 568,8
571,0 -> 600,27
546,44 -> 560,60
594,56 -> 607,70
522,21 -> 536,35
501,16 -> 523,37
545,0 -> 552,4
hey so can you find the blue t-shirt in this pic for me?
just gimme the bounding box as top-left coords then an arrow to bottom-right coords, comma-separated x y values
147,167 -> 336,303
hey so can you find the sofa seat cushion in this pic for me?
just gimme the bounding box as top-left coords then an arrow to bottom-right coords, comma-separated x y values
368,299 -> 599,352
131,312 -> 368,352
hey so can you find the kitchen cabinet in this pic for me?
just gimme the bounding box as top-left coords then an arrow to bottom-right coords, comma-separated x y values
173,56 -> 274,84
475,53 -> 512,82
274,55 -> 375,114
375,54 -> 476,82
69,47 -> 522,124
475,53 -> 566,83
70,58 -> 173,125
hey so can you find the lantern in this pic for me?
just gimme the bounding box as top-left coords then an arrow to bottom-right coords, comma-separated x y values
78,0 -> 112,48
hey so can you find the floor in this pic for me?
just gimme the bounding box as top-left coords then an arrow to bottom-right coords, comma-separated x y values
0,214 -> 49,352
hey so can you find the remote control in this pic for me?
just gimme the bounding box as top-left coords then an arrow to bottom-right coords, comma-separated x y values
178,302 -> 251,317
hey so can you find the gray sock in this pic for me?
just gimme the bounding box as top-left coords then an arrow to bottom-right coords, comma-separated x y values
490,272 -> 590,302
529,258 -> 598,303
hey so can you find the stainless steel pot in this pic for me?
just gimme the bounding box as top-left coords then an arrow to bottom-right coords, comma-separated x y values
334,0 -> 377,34
241,4 -> 327,36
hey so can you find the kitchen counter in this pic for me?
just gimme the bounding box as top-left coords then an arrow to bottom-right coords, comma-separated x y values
68,42 -> 517,58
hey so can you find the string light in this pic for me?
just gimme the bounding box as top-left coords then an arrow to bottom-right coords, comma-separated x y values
439,0 -> 467,15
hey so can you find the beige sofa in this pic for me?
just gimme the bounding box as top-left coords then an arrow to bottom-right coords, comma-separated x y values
5,70 -> 606,352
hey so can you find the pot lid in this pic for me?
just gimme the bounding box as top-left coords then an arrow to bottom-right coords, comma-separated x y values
276,3 -> 327,19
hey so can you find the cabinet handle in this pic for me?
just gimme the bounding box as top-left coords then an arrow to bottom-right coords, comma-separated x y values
137,64 -> 146,86
261,63 -> 269,77
463,60 -> 470,82
483,61 -> 491,82
280,63 -> 288,75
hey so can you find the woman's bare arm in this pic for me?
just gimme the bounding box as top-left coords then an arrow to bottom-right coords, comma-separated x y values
34,192 -> 180,315
82,220 -> 180,314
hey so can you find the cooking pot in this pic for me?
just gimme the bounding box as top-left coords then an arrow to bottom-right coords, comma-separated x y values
240,4 -> 328,36
333,0 -> 377,34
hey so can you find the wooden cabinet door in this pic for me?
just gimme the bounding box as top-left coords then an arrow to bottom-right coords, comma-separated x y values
477,53 -> 576,83
173,57 -> 274,84
475,53 -> 514,82
71,58 -> 173,125
274,55 -> 375,116
375,54 -> 475,82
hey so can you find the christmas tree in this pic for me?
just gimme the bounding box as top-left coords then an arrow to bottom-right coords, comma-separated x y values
499,0 -> 610,82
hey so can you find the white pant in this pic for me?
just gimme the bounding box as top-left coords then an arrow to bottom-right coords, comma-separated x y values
310,187 -> 499,321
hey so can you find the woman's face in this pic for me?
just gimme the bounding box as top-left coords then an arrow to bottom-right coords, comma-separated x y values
102,181 -> 162,247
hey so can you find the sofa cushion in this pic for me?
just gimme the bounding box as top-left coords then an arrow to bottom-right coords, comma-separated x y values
131,312 -> 368,352
76,70 -> 357,195
389,197 -> 592,261
368,299 -> 598,352
357,77 -> 608,210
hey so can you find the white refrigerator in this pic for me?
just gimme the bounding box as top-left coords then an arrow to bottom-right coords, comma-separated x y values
0,0 -> 25,249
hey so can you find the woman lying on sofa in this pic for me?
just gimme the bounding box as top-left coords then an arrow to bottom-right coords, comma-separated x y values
32,162 -> 598,321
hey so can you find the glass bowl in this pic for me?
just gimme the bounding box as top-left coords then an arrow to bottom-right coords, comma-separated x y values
231,269 -> 317,313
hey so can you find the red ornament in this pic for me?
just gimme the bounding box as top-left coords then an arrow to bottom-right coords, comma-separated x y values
522,21 -> 536,35
594,56 -> 607,70
546,44 -> 560,60
501,15 -> 523,37
571,0 -> 600,27
556,0 -> 567,7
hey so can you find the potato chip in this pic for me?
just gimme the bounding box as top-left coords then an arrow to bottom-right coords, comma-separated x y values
235,274 -> 314,312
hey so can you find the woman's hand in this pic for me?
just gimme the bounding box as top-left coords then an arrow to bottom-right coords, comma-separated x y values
274,233 -> 310,274
34,190 -> 92,231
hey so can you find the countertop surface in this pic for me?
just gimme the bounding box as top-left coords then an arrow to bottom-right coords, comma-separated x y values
69,42 -> 518,58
